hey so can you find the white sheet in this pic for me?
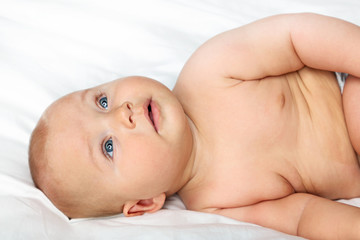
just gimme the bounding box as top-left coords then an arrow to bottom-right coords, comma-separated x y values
1,0 -> 360,239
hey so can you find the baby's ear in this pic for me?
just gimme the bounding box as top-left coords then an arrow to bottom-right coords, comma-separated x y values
123,193 -> 166,217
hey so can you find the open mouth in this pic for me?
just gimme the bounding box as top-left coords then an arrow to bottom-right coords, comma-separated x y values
148,103 -> 155,127
145,99 -> 158,132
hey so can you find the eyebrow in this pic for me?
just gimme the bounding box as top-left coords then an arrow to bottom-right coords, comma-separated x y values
81,89 -> 89,103
87,138 -> 101,170
85,125 -> 106,173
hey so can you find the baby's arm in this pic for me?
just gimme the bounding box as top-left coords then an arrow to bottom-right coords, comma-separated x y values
178,13 -> 360,82
206,193 -> 360,239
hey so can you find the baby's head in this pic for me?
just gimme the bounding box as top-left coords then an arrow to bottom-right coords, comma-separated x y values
29,76 -> 194,218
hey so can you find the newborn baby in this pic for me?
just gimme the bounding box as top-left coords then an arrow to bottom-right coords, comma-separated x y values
29,13 -> 360,239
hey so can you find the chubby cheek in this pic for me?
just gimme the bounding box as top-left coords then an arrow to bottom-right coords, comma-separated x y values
134,144 -> 170,176
120,141 -> 172,194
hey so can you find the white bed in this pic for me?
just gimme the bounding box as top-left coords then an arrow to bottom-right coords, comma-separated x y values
1,0 -> 360,239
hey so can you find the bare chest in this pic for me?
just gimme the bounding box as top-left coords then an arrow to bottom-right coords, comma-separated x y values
177,68 -> 358,210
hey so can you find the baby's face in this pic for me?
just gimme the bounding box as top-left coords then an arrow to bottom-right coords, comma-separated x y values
44,76 -> 193,216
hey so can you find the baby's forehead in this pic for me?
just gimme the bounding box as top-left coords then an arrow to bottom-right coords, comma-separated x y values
46,90 -> 82,113
44,95 -> 94,171
43,93 -> 85,141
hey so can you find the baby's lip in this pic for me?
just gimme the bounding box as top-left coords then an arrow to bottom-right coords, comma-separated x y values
144,99 -> 159,133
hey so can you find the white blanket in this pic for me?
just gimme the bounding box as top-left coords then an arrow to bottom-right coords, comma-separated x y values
1,0 -> 360,239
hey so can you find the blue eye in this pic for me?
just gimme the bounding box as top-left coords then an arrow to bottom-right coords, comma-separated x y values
103,138 -> 113,159
99,96 -> 108,109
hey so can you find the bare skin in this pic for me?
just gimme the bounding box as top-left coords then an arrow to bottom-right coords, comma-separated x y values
173,13 -> 360,239
31,13 -> 360,239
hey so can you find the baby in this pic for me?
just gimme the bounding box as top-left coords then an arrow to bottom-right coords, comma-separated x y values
29,13 -> 360,239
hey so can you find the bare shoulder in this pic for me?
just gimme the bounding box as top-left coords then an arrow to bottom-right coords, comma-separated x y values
178,153 -> 297,214
174,14 -> 309,91
175,12 -> 360,95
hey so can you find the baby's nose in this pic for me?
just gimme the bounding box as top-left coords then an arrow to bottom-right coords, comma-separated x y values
113,101 -> 135,129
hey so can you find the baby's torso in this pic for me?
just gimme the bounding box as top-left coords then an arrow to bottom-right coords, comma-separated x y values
174,67 -> 358,211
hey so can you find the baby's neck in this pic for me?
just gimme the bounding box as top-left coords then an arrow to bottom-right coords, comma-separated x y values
166,115 -> 201,197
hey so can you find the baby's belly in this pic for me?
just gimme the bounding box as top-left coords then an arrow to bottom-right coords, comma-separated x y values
271,67 -> 357,197
179,67 -> 360,211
